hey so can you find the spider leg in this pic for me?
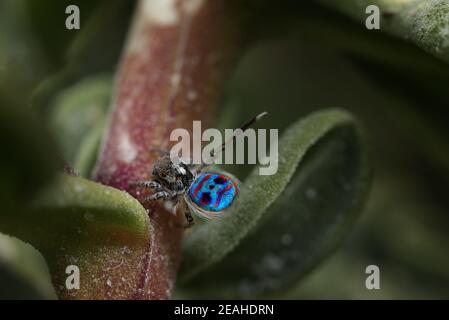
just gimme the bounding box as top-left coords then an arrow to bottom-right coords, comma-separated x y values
133,180 -> 162,190
142,190 -> 177,202
183,207 -> 195,228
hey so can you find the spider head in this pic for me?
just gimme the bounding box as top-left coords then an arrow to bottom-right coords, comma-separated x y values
152,155 -> 191,185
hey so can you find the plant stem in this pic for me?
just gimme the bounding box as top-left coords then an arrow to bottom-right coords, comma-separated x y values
94,0 -> 243,299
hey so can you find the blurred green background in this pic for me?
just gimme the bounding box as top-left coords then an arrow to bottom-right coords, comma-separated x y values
0,0 -> 448,299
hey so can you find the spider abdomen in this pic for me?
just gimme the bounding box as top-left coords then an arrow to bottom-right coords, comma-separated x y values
187,172 -> 238,215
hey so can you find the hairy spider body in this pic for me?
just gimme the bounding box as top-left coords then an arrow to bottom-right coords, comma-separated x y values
151,155 -> 194,196
136,154 -> 238,228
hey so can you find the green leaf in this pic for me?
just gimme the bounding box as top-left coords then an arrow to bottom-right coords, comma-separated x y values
319,0 -> 449,64
31,0 -> 134,116
0,233 -> 56,299
73,117 -> 107,177
47,75 -> 112,176
0,68 -> 59,299
0,0 -> 50,105
23,0 -> 103,64
0,95 -> 59,214
177,109 -> 370,298
289,174 -> 449,299
0,174 -> 151,299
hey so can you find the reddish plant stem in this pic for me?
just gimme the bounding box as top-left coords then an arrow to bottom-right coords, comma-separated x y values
94,0 -> 243,299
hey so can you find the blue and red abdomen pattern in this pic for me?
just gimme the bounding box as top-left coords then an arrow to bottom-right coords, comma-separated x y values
188,172 -> 238,212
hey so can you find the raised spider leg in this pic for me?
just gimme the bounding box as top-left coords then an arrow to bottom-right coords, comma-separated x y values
142,190 -> 177,202
195,112 -> 268,172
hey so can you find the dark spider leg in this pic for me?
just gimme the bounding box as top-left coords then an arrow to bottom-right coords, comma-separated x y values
183,207 -> 195,228
132,180 -> 162,190
142,191 -> 177,202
